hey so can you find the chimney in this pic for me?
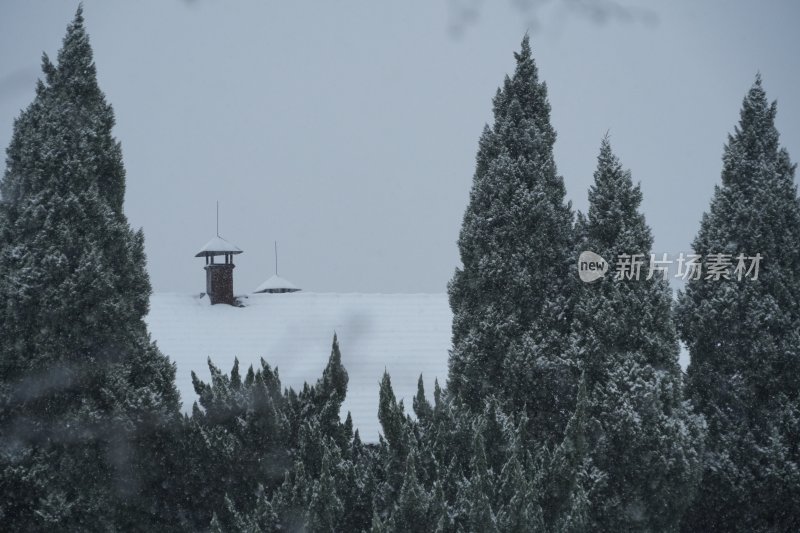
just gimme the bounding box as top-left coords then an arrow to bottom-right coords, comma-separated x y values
195,235 -> 243,305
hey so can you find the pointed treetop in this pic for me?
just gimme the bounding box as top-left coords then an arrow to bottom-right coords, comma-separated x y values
593,135 -> 630,190
514,33 -> 532,63
378,370 -> 407,450
504,33 -> 544,106
586,135 -> 650,254
489,33 -> 554,164
320,333 -> 348,401
56,4 -> 96,87
413,374 -> 433,421
11,3 -> 128,215
738,73 -> 773,131
64,3 -> 86,41
721,74 -> 786,189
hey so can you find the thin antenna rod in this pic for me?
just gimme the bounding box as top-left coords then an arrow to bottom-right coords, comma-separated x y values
216,201 -> 219,237
274,241 -> 278,276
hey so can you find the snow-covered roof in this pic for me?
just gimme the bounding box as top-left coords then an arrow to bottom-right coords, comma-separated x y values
145,292 -> 452,442
254,274 -> 299,293
195,236 -> 243,257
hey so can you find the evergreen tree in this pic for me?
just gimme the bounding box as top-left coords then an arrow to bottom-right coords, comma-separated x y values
0,7 -> 180,529
495,444 -> 543,532
271,461 -> 310,532
448,35 -> 576,441
430,481 -> 455,533
533,378 -> 591,532
179,357 -> 290,529
412,374 -> 433,423
454,433 -> 497,532
250,488 -> 281,533
573,138 -> 705,531
338,437 -> 375,533
573,138 -> 677,376
315,333 -> 350,450
376,370 -> 599,532
378,372 -> 408,455
676,76 -> 800,532
374,371 -> 415,520
306,442 -> 345,532
182,335 -> 353,530
388,450 -> 433,533
480,399 -> 509,476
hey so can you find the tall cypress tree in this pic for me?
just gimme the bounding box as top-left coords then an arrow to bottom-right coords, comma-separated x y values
573,138 -> 704,531
448,35 -> 576,440
0,7 -> 179,529
677,77 -> 800,532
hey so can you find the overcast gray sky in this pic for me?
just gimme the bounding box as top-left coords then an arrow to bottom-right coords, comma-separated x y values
1,1 -> 799,295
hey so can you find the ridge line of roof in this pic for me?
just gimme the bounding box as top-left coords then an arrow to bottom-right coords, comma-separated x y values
151,291 -> 448,297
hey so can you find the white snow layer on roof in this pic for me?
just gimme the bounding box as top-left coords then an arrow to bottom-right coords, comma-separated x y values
254,274 -> 299,292
195,235 -> 243,256
145,292 -> 452,442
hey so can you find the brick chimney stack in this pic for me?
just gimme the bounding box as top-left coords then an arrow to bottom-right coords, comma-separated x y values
195,236 -> 243,305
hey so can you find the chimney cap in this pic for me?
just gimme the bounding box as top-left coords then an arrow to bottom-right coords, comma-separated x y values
195,235 -> 243,258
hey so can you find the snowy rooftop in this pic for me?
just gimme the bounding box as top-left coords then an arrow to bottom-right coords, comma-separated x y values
195,235 -> 243,257
146,292 -> 452,441
254,274 -> 299,293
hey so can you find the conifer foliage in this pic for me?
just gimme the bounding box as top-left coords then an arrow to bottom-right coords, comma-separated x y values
3,6 -> 799,532
0,7 -> 180,529
185,335 -> 374,533
448,35 -> 577,441
573,138 -> 704,531
677,77 -> 800,532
